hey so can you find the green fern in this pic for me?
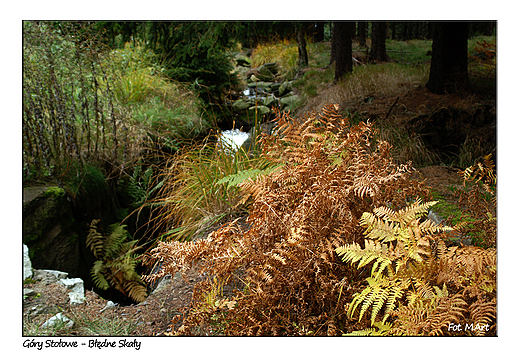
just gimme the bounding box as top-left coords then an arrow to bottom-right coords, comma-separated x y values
86,219 -> 148,303
336,200 -> 453,326
216,164 -> 282,188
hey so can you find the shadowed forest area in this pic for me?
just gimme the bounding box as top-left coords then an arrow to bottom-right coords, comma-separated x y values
22,21 -> 497,338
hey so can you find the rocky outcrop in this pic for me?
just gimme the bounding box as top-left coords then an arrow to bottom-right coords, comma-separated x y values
23,186 -> 84,277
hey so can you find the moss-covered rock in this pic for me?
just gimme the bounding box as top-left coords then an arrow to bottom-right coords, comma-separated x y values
23,186 -> 81,276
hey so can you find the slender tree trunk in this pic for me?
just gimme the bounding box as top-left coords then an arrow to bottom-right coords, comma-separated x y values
370,22 -> 389,62
297,22 -> 308,66
426,22 -> 470,94
333,22 -> 355,82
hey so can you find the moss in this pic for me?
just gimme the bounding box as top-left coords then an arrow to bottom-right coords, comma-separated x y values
44,186 -> 65,198
430,190 -> 464,224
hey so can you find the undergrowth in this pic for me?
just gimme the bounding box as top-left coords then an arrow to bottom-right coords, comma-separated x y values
143,105 -> 496,336
145,134 -> 276,242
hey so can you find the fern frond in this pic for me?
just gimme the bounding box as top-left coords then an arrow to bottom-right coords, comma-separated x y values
335,240 -> 389,272
104,223 -> 129,258
123,279 -> 148,303
86,219 -> 105,258
217,164 -> 282,188
91,260 -> 110,290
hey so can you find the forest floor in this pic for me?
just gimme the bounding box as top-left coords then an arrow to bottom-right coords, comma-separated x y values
23,84 -> 476,337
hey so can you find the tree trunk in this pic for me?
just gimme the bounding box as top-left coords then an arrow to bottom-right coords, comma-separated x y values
358,21 -> 367,48
426,22 -> 469,94
330,22 -> 339,66
297,23 -> 309,66
313,22 -> 325,42
370,22 -> 389,62
333,22 -> 355,82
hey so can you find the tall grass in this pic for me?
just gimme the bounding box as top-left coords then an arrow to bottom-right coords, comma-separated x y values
250,40 -> 299,80
148,135 -> 276,242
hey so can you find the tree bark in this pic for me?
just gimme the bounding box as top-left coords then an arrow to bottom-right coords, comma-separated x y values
358,21 -> 367,48
370,22 -> 389,62
297,23 -> 309,66
313,22 -> 325,42
333,22 -> 355,82
426,22 -> 469,94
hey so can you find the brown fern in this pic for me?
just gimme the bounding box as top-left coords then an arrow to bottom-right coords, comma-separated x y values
144,104 -> 431,335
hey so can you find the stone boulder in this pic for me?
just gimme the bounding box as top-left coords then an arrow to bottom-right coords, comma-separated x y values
59,278 -> 86,305
263,94 -> 278,108
247,81 -> 273,91
247,105 -> 270,117
23,186 -> 83,277
256,63 -> 277,81
280,94 -> 300,110
23,244 -> 33,281
235,53 -> 251,67
33,269 -> 69,284
232,99 -> 249,112
278,81 -> 294,96
41,312 -> 74,330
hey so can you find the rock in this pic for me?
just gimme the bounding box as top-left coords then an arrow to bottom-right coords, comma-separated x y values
23,186 -> 82,277
23,244 -> 33,281
263,94 -> 278,108
24,288 -> 37,297
256,64 -> 276,81
247,105 -> 270,117
247,81 -> 272,91
33,269 -> 68,284
278,81 -> 293,96
279,95 -> 300,110
41,312 -> 74,330
261,62 -> 279,75
235,53 -> 251,67
232,99 -> 249,112
59,278 -> 85,305
428,209 -> 472,246
99,300 -> 117,312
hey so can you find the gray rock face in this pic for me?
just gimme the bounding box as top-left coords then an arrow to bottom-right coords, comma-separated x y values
247,105 -> 270,117
278,81 -> 293,96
